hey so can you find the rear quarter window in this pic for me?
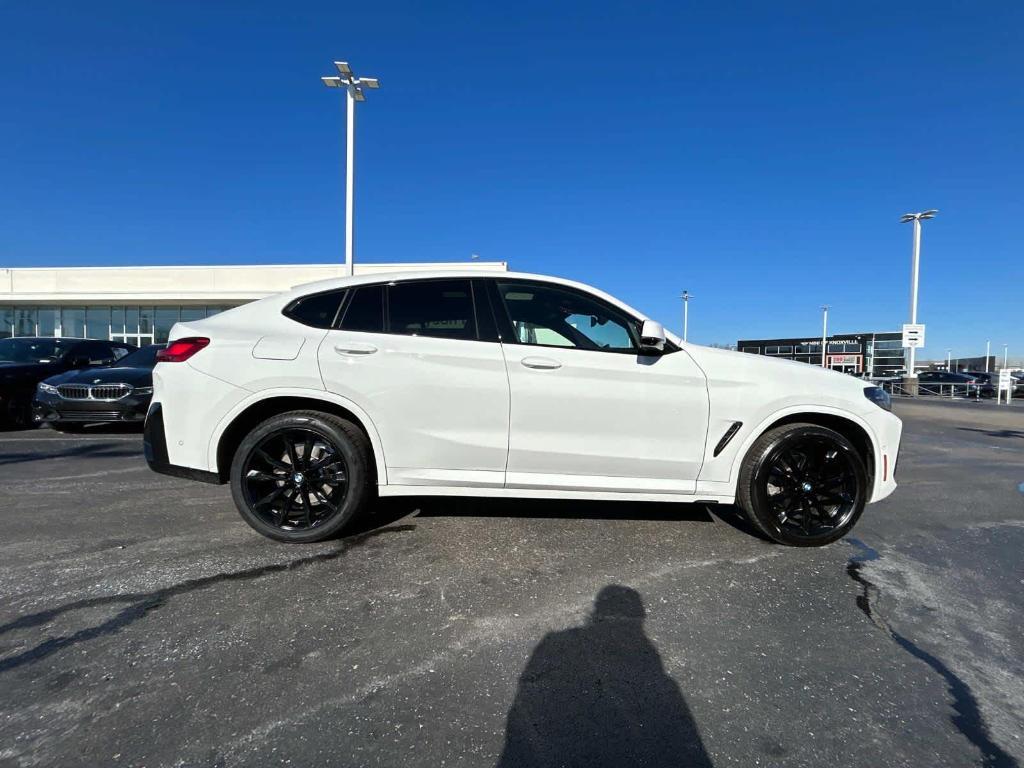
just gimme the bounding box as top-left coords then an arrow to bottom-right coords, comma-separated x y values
283,290 -> 347,329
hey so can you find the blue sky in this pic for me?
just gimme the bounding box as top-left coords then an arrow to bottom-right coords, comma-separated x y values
1,2 -> 1021,357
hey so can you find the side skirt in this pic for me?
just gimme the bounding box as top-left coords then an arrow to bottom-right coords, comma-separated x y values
377,485 -> 735,505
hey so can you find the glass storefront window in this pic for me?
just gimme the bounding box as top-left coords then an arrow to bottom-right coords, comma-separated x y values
86,306 -> 110,339
180,307 -> 206,323
155,307 -> 180,343
126,307 -> 139,336
110,306 -> 126,336
0,307 -> 13,338
139,306 -> 154,335
61,307 -> 86,337
14,307 -> 38,336
38,307 -> 59,337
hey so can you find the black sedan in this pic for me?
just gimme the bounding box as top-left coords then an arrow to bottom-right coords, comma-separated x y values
1,337 -> 137,427
32,344 -> 162,432
966,371 -> 1024,398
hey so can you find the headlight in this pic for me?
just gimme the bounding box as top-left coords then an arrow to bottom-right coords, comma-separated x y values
863,386 -> 891,412
133,386 -> 153,395
37,382 -> 59,395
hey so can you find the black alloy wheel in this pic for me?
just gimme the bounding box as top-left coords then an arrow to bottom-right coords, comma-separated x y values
230,411 -> 372,542
738,423 -> 868,547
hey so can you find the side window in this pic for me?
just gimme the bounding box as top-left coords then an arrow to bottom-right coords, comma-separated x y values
86,341 -> 118,365
339,285 -> 385,333
112,345 -> 131,360
387,280 -> 477,341
284,290 -> 346,329
496,282 -> 639,352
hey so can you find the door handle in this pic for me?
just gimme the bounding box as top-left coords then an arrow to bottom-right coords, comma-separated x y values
334,343 -> 378,356
521,356 -> 562,370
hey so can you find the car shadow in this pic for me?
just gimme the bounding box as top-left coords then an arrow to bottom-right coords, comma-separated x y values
0,442 -> 141,467
392,495 -> 716,523
495,584 -> 713,768
956,427 -> 1024,439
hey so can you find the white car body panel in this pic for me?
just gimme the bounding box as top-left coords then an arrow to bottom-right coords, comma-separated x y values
146,269 -> 902,509
317,329 -> 510,488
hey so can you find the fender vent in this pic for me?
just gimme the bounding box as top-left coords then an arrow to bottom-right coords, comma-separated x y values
713,421 -> 743,457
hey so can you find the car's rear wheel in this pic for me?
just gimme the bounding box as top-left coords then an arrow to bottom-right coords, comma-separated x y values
229,410 -> 373,543
737,423 -> 868,547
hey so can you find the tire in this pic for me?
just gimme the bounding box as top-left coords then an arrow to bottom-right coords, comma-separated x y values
229,410 -> 373,543
737,423 -> 868,547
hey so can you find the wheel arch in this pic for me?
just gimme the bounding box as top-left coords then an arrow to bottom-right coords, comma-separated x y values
730,407 -> 878,496
210,390 -> 387,485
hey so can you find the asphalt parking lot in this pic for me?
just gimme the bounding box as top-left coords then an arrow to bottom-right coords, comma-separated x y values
1,400 -> 1022,768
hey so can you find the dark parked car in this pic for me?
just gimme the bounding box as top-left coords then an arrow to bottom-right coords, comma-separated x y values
965,371 -> 1024,398
33,344 -> 163,432
0,337 -> 136,427
916,370 -> 981,396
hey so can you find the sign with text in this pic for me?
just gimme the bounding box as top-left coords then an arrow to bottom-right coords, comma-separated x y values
902,323 -> 926,348
999,369 -> 1013,390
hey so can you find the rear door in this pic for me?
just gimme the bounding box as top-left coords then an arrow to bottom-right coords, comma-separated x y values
491,279 -> 709,494
318,278 -> 510,488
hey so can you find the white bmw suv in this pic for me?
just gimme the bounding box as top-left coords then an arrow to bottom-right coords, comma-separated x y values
145,270 -> 902,547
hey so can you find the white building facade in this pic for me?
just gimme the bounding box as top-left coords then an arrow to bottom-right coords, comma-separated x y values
0,262 -> 508,346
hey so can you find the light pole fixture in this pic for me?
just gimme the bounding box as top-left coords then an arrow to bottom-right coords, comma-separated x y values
680,291 -> 693,342
322,60 -> 380,277
820,305 -> 829,368
899,209 -> 938,378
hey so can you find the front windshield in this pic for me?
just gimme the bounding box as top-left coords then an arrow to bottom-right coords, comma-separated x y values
0,338 -> 71,364
113,344 -> 162,368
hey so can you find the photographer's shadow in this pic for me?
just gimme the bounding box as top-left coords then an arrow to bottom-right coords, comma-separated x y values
497,585 -> 713,768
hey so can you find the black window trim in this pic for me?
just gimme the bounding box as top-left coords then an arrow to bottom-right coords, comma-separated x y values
332,277 -> 498,344
490,277 -> 664,356
282,287 -> 349,330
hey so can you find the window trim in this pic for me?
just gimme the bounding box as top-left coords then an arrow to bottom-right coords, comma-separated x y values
491,278 -> 645,355
333,278 -> 497,344
282,288 -> 349,330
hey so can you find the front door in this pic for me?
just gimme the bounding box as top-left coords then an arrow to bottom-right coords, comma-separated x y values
318,278 -> 510,488
492,280 -> 709,494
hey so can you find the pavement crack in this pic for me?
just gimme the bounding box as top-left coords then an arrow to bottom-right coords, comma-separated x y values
846,538 -> 1019,768
0,523 -> 415,674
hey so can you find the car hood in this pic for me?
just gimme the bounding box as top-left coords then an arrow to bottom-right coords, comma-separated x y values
684,344 -> 876,414
45,367 -> 153,387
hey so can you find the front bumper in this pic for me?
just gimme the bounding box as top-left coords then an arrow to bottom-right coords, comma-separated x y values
32,392 -> 151,424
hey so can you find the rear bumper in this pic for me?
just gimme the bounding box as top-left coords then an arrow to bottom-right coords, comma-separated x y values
144,403 -> 223,484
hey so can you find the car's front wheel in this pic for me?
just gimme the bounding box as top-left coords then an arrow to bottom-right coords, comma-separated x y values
229,410 -> 373,543
737,423 -> 868,547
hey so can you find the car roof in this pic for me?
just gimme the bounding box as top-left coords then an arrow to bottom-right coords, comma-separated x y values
287,270 -> 657,329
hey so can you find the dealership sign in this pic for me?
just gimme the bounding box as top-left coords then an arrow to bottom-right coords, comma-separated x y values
901,323 -> 925,348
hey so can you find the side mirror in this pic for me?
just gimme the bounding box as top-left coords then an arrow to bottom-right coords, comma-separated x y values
639,320 -> 667,353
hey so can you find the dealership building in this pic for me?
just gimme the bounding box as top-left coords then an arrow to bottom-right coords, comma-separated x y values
736,332 -> 907,377
0,262 -> 508,345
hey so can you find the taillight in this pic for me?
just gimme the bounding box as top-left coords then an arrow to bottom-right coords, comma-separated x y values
157,337 -> 210,363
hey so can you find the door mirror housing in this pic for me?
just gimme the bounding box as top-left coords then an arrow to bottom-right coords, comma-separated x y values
639,320 -> 667,353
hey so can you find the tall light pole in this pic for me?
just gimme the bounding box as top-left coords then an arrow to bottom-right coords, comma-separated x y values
1004,344 -> 1009,369
821,305 -> 829,368
986,340 -> 991,372
680,291 -> 692,342
946,348 -> 952,371
322,61 -> 380,277
899,210 -> 937,380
